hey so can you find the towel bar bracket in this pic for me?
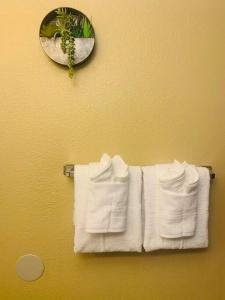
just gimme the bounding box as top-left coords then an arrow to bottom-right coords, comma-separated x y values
202,166 -> 215,180
63,164 -> 215,180
64,164 -> 74,177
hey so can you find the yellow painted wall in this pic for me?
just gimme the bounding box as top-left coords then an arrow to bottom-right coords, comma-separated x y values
0,0 -> 225,299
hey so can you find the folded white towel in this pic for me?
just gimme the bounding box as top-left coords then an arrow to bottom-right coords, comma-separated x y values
143,164 -> 210,251
86,154 -> 129,233
157,161 -> 199,238
74,165 -> 142,253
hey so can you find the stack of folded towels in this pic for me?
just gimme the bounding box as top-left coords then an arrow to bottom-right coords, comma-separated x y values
73,155 -> 210,253
142,161 -> 210,251
74,154 -> 142,253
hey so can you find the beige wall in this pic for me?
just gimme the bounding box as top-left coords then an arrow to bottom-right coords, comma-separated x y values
0,1 -> 225,299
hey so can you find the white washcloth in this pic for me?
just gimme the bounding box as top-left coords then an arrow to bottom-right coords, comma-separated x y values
143,164 -> 210,251
74,165 -> 142,253
157,161 -> 199,238
86,154 -> 129,233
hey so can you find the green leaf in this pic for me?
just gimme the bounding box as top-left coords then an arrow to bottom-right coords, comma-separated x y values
40,22 -> 58,38
82,17 -> 93,38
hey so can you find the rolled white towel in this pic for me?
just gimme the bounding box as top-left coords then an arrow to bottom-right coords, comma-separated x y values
157,161 -> 199,238
85,154 -> 129,233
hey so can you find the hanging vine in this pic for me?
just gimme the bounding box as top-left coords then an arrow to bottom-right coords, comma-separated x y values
55,8 -> 77,78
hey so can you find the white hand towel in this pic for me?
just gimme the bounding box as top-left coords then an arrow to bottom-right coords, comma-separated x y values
157,161 -> 199,238
86,154 -> 129,233
143,164 -> 210,251
74,165 -> 142,253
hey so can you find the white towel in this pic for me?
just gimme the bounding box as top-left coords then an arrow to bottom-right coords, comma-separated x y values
157,161 -> 199,238
143,164 -> 210,251
86,154 -> 129,233
74,165 -> 142,253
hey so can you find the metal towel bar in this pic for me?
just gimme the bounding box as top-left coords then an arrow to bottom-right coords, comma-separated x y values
63,164 -> 215,180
